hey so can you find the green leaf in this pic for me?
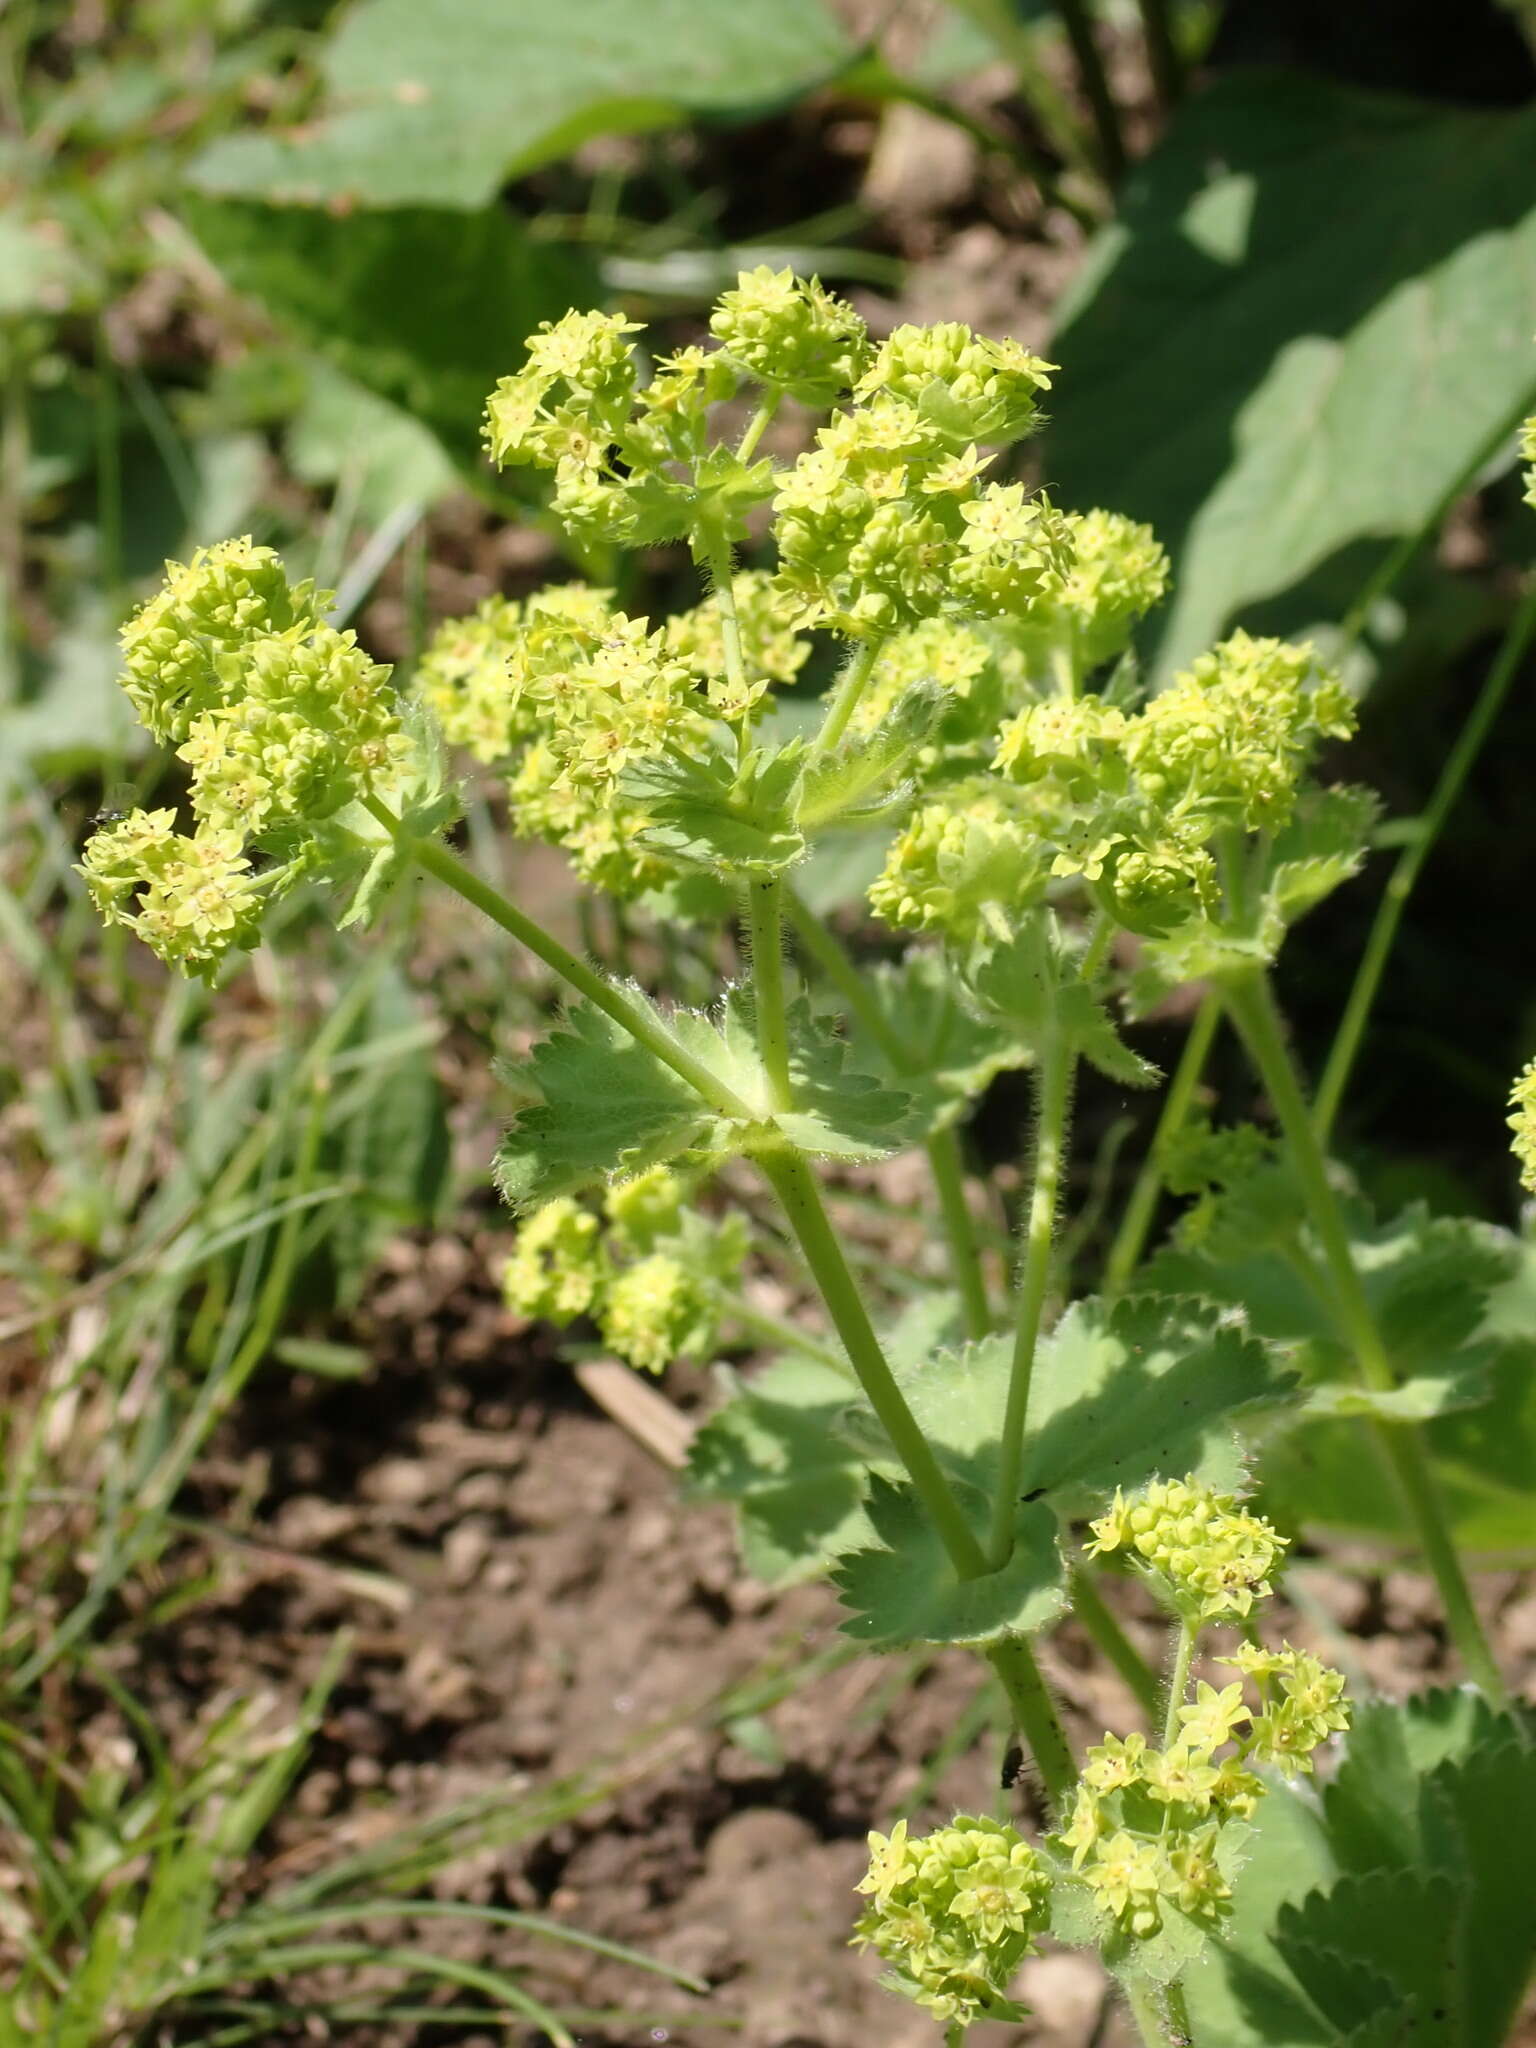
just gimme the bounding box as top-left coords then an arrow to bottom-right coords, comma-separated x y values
1272,1701 -> 1536,2048
1015,1295 -> 1290,1508
965,916 -> 1160,1085
687,1291 -> 965,1585
188,0 -> 852,210
496,991 -> 920,1208
1047,71 -> 1536,673
832,1479 -> 1065,1647
1262,784 -> 1381,925
773,1000 -> 925,1160
685,1356 -> 875,1585
285,364 -> 458,521
494,1000 -> 724,1208
837,949 -> 1031,1137
180,197 -> 596,465
624,744 -> 805,874
1145,1203 -> 1536,1550
797,681 -> 945,829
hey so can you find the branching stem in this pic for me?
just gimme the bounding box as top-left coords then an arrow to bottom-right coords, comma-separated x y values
1162,1619 -> 1195,1748
746,875 -> 792,1112
758,1150 -> 988,1580
1221,968 -> 1507,1705
1104,993 -> 1220,1295
360,796 -> 751,1120
989,1028 -> 1073,1567
809,637 -> 883,759
784,887 -> 993,1337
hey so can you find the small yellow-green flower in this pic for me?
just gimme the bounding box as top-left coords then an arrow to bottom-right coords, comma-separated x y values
1508,1057 -> 1536,1193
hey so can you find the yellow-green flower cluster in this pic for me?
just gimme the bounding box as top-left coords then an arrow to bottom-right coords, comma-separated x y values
773,401 -> 1070,638
82,540 -> 405,977
415,595 -> 532,764
709,264 -> 870,406
1508,1057 -> 1536,1194
1055,1644 -> 1346,1945
1215,1642 -> 1352,1773
1056,1730 -> 1250,1941
79,811 -> 265,977
500,1173 -> 745,1375
1085,1478 -> 1287,1625
1006,508 -> 1170,683
866,784 -> 1059,942
1520,414 -> 1536,509
848,617 -> 994,737
871,623 -> 1344,944
417,577 -> 809,892
1126,630 -> 1354,836
853,1815 -> 1051,2025
855,322 -> 1054,449
501,1197 -> 607,1322
663,568 -> 811,719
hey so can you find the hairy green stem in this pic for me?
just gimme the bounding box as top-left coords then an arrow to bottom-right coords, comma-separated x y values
927,1124 -> 993,1341
1104,993 -> 1220,1296
1069,1566 -> 1160,1718
758,1150 -> 989,1579
1221,969 -> 1507,1705
809,637 -> 883,759
1315,575 -> 1536,1140
736,395 -> 779,463
746,875 -> 793,1112
361,796 -> 752,1120
784,888 -> 993,1336
987,1635 -> 1076,1810
989,1029 -> 1074,1567
1162,1619 -> 1195,1748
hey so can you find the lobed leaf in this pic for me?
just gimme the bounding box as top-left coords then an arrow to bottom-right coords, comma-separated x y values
625,746 -> 806,875
1145,1201 -> 1536,1549
831,1479 -> 1065,1647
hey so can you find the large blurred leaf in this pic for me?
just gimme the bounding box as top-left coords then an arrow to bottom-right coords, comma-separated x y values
181,198 -> 595,464
1047,71 -> 1536,673
189,0 -> 852,210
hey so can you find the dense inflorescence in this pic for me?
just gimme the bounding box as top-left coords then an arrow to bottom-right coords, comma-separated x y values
852,1815 -> 1052,2025
1085,1477 -> 1287,1625
500,1169 -> 746,1373
81,540 -> 408,975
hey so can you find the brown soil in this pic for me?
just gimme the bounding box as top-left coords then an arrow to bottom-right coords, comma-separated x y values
143,1223 -> 1533,2048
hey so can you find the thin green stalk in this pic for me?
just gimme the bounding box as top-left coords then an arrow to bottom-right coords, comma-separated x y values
1165,1982 -> 1195,2045
809,638 -> 883,759
736,395 -> 779,463
1162,1620 -> 1195,1748
1136,0 -> 1182,110
1053,0 -> 1126,184
758,1150 -> 988,1580
784,887 -> 993,1335
989,1029 -> 1073,1567
1104,993 -> 1220,1295
746,875 -> 792,1111
1315,575 -> 1536,1139
927,1124 -> 993,1341
986,1635 -> 1076,1810
361,795 -> 751,1121
1222,969 -> 1507,1705
1069,1566 -> 1160,1719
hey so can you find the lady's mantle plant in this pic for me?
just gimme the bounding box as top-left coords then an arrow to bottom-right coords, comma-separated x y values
81,275 -> 1536,2044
